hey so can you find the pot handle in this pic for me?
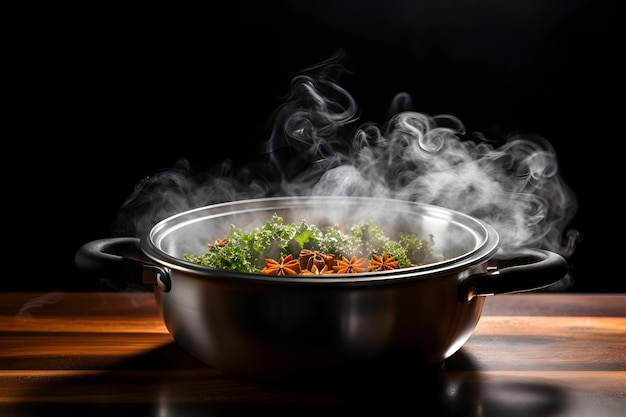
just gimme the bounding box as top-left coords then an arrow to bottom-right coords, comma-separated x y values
75,237 -> 157,290
458,248 -> 569,302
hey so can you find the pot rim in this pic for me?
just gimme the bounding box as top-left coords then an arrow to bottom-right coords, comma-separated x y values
140,196 -> 500,284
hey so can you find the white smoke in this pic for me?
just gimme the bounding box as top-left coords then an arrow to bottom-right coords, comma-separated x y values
115,57 -> 578,260
263,60 -> 578,257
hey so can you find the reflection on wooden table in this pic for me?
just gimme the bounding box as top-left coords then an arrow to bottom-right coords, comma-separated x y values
0,292 -> 624,416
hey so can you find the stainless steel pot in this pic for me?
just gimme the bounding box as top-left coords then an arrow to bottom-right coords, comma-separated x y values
76,196 -> 568,380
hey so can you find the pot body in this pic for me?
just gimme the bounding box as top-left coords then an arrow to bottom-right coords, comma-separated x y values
77,196 -> 568,380
153,265 -> 486,379
143,196 -> 498,379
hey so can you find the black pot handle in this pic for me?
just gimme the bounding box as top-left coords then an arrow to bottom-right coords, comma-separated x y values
75,237 -> 153,290
459,248 -> 569,302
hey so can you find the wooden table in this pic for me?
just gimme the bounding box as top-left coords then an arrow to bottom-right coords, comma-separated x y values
0,292 -> 624,416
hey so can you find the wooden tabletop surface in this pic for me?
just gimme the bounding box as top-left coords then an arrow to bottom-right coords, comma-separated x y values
0,291 -> 624,416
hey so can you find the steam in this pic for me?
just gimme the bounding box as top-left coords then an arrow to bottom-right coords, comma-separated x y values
17,292 -> 65,317
114,57 -> 578,259
308,110 -> 578,255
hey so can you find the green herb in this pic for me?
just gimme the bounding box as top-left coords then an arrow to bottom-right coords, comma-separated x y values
183,213 -> 441,274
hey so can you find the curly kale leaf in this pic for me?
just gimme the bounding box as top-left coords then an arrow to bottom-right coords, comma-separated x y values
184,214 -> 440,273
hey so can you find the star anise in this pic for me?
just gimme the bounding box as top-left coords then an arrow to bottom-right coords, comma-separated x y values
368,252 -> 399,271
333,256 -> 368,274
262,254 -> 301,276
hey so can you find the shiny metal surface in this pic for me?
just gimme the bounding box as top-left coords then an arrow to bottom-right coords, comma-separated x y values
144,197 -> 494,379
124,197 -> 568,379
153,267 -> 486,379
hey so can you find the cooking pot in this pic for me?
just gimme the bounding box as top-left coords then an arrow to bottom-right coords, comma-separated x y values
75,196 -> 568,380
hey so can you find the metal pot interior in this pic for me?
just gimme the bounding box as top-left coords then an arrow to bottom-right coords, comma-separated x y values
145,196 -> 499,278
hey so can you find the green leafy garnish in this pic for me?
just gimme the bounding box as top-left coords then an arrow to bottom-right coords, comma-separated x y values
183,214 -> 441,274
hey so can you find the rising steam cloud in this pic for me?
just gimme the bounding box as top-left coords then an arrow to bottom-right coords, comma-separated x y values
114,57 -> 578,259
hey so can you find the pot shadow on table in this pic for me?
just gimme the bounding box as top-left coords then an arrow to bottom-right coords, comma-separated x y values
7,343 -> 570,417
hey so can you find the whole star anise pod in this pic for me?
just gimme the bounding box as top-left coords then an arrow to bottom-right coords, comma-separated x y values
333,256 -> 368,274
262,254 -> 301,276
368,252 -> 399,271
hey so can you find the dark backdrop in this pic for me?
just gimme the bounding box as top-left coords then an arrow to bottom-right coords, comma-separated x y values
11,1 -> 622,292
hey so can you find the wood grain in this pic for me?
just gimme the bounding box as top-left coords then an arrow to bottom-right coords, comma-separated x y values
0,292 -> 624,416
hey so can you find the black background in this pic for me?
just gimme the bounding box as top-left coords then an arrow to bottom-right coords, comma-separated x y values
11,1 -> 623,292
